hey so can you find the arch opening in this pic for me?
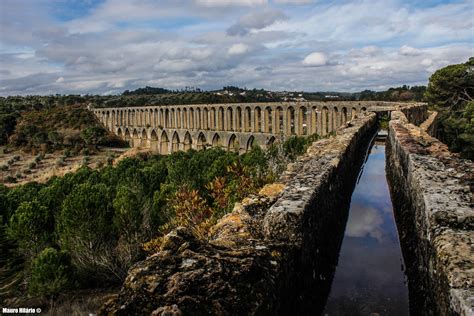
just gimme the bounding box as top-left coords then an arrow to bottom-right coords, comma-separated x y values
184,132 -> 192,151
197,133 -> 207,150
160,131 -> 169,154
228,134 -> 239,152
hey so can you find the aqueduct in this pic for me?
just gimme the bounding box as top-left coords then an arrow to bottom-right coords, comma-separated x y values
92,101 -> 424,154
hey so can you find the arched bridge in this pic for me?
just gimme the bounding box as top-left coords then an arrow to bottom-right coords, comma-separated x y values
92,101 -> 423,154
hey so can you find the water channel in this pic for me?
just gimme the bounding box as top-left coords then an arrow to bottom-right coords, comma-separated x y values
322,135 -> 409,315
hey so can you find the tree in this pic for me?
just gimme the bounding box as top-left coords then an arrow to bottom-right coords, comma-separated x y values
425,58 -> 473,109
80,126 -> 107,146
57,183 -> 118,281
29,248 -> 73,299
425,58 -> 474,159
113,184 -> 143,239
7,200 -> 53,257
0,113 -> 17,145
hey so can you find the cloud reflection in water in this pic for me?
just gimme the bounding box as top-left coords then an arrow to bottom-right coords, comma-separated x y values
323,145 -> 408,316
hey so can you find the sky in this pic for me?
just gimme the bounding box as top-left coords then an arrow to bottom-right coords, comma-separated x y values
0,0 -> 473,96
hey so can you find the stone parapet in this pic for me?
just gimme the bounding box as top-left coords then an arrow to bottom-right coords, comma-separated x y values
386,110 -> 473,315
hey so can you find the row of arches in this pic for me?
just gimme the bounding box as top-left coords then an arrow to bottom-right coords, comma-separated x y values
116,128 -> 276,155
96,104 -> 367,137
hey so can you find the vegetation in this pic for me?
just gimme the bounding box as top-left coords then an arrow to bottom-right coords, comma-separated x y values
0,135 -> 317,305
425,57 -> 473,160
29,248 -> 73,299
357,85 -> 426,102
0,96 -> 126,153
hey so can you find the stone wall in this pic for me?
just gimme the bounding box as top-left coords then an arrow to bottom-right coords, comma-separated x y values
100,113 -> 378,316
420,110 -> 439,137
386,111 -> 473,315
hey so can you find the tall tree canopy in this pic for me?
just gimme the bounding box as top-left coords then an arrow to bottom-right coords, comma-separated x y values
425,58 -> 474,160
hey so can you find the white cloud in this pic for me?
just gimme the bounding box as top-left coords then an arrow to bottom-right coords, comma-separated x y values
345,205 -> 384,241
228,43 -> 249,55
273,0 -> 313,4
195,0 -> 266,6
399,45 -> 421,56
227,9 -> 287,36
302,52 -> 327,66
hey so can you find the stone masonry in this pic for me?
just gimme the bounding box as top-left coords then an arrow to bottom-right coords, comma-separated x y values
386,110 -> 473,315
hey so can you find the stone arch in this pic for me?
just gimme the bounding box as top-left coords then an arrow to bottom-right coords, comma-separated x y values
190,108 -> 195,129
341,107 -> 348,124
351,107 -> 357,119
311,106 -> 319,134
117,127 -> 123,139
172,132 -> 180,152
264,107 -> 273,133
246,135 -> 256,152
154,109 -> 159,127
266,136 -> 276,148
299,106 -> 308,135
255,107 -> 262,132
226,107 -> 234,131
165,109 -> 170,128
244,107 -> 252,132
218,107 -> 225,130
287,106 -> 296,135
197,132 -> 207,150
228,134 -> 239,152
322,107 -> 329,135
210,108 -> 217,130
132,129 -> 140,147
159,109 -> 164,127
171,109 -> 176,128
177,108 -> 182,129
124,128 -> 131,144
212,133 -> 222,148
184,132 -> 192,151
236,107 -> 242,132
150,130 -> 159,151
183,108 -> 188,129
111,110 -> 116,128
203,108 -> 209,130
140,129 -> 146,147
333,106 -> 339,129
160,131 -> 169,155
276,106 -> 284,133
195,108 -> 201,129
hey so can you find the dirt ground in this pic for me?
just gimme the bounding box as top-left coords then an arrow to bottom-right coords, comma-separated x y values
0,146 -> 130,187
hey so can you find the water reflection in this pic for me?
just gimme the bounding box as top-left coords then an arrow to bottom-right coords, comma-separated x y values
323,144 -> 409,316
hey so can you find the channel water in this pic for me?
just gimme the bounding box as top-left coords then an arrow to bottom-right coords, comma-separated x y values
322,136 -> 409,315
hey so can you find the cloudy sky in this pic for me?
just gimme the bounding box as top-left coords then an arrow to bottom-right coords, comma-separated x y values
0,0 -> 473,95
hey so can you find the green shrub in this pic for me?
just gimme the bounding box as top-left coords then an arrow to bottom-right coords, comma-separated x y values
7,200 -> 53,256
82,155 -> 90,166
282,136 -> 308,160
6,176 -> 16,183
29,162 -> 37,169
0,164 -> 8,171
29,248 -> 73,298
